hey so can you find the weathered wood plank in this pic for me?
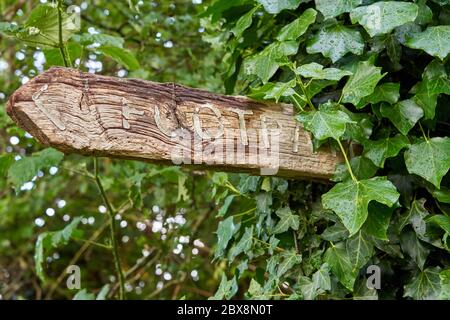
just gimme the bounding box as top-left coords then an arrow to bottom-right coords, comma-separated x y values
6,67 -> 341,179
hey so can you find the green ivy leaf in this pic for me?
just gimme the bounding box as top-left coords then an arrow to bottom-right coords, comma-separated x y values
257,0 -> 303,14
231,7 -> 258,39
350,2 -> 418,37
356,82 -> 400,109
296,105 -> 355,141
229,226 -> 253,261
35,217 -> 82,281
306,25 -> 364,63
262,80 -> 296,102
211,273 -> 238,300
272,207 -> 299,234
247,279 -> 269,299
215,216 -> 238,259
73,289 -> 96,300
341,61 -> 385,106
16,4 -> 79,48
439,269 -> 450,300
321,222 -> 349,242
295,62 -> 352,81
244,41 -> 298,83
324,242 -> 356,291
8,148 -> 64,192
363,202 -> 394,241
404,137 -> 450,189
276,249 -> 302,277
427,215 -> 450,235
0,154 -> 15,177
400,230 -> 430,270
322,176 -> 399,236
315,0 -> 362,19
276,8 -> 317,41
404,267 -> 441,299
405,26 -> 450,60
346,230 -> 374,272
332,156 -> 378,182
380,100 -> 424,135
363,134 -> 410,168
73,33 -> 125,48
98,46 -> 140,71
432,189 -> 450,204
398,198 -> 429,239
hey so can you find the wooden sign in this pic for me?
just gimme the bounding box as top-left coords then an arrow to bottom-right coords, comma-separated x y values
6,67 -> 341,180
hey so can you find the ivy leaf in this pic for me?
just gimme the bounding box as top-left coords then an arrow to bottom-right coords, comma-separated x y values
341,61 -> 385,106
427,215 -> 450,235
405,26 -> 450,60
8,148 -> 64,192
404,267 -> 441,300
215,216 -> 238,259
356,82 -> 400,109
313,263 -> 331,292
322,176 -> 399,236
432,189 -> 450,204
262,80 -> 296,102
276,8 -> 317,41
15,4 -> 79,48
346,231 -> 374,272
350,2 -> 418,37
272,207 -> 299,234
244,41 -> 298,83
73,33 -> 124,48
411,81 -> 438,120
306,25 -> 364,63
0,154 -> 14,177
380,100 -> 424,135
340,105 -> 374,143
315,0 -> 362,19
218,195 -> 235,217
276,249 -> 302,277
363,202 -> 394,241
440,269 -> 450,300
247,279 -> 269,299
296,105 -> 355,141
299,263 -> 331,300
363,134 -> 410,168
399,199 -> 430,242
295,62 -> 352,81
35,217 -> 82,281
332,156 -> 378,182
404,137 -> 450,189
73,289 -> 95,300
321,222 -> 349,242
231,7 -> 258,39
211,274 -> 238,300
229,226 -> 253,261
98,46 -> 140,71
400,230 -> 430,270
324,242 -> 356,291
257,0 -> 303,14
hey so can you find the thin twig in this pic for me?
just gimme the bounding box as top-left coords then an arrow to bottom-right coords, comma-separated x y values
94,157 -> 126,300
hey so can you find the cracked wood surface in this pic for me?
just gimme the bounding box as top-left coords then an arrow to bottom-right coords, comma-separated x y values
6,67 -> 342,180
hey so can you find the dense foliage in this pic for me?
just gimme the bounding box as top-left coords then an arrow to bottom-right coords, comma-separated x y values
1,0 -> 450,300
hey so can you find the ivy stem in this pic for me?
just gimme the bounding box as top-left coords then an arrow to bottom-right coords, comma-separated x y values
93,157 -> 125,300
57,0 -> 72,68
418,122 -> 429,143
336,139 -> 357,182
295,74 -> 315,110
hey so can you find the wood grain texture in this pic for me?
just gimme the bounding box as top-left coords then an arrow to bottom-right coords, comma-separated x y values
6,67 -> 342,180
